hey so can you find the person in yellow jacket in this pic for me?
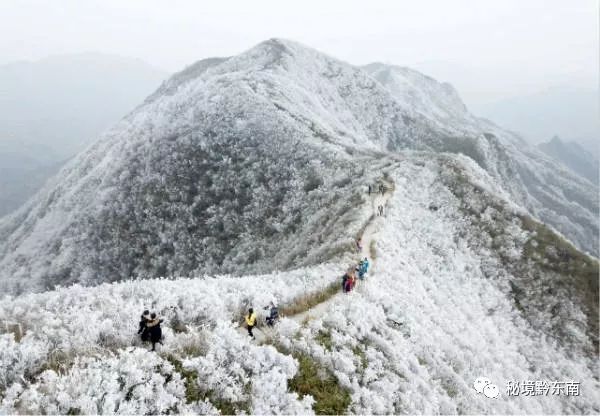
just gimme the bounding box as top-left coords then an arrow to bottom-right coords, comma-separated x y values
245,308 -> 257,339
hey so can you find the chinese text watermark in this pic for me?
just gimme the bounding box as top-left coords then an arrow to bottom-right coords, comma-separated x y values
506,381 -> 580,397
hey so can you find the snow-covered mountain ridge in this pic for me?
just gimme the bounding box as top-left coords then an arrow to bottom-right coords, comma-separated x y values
0,38 -> 596,296
0,154 -> 597,414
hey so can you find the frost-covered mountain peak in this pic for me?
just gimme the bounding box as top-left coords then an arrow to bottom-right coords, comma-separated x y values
363,62 -> 469,123
0,39 -> 597,296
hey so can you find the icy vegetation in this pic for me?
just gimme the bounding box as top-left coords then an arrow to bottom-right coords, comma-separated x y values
0,264 -> 340,414
0,38 -> 598,415
363,63 -> 598,255
1,154 -> 597,414
0,39 -> 597,295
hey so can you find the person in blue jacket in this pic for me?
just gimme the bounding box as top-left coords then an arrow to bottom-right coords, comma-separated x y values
360,257 -> 369,279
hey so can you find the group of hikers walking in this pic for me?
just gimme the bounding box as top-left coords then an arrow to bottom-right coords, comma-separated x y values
342,257 -> 370,292
244,301 -> 279,339
242,255 -> 370,339
138,310 -> 164,351
368,183 -> 387,196
240,182 -> 387,339
142,180 -> 386,344
368,182 -> 387,215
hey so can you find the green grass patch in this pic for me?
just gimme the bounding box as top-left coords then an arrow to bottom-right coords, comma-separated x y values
444,158 -> 599,354
164,354 -> 202,404
352,345 -> 368,371
315,330 -> 333,351
520,215 -> 599,280
286,350 -> 351,415
165,354 -> 250,414
519,214 -> 599,352
441,378 -> 459,398
269,342 -> 351,415
280,281 -> 340,317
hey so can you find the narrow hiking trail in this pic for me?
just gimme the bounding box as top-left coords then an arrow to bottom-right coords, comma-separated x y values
245,178 -> 394,343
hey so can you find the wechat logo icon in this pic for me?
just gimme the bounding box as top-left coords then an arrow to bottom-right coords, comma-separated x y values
473,377 -> 500,399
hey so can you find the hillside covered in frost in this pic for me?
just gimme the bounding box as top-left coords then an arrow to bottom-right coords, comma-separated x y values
1,154 -> 597,414
0,38 -> 597,295
363,62 -> 598,255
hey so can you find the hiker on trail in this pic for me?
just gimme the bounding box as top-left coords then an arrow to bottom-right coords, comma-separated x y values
356,238 -> 362,253
138,310 -> 151,342
264,301 -> 279,326
358,258 -> 369,280
362,257 -> 370,274
344,275 -> 352,292
378,205 -> 384,216
348,271 -> 357,291
146,313 -> 164,351
368,184 -> 372,195
357,261 -> 365,280
380,184 -> 385,195
344,270 -> 356,292
342,272 -> 351,292
245,308 -> 257,339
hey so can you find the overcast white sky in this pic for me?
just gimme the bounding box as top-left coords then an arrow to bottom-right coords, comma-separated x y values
0,0 -> 597,106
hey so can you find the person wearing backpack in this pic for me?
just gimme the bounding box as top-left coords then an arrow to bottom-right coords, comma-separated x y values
264,301 -> 279,326
138,310 -> 151,342
357,261 -> 365,280
146,313 -> 164,351
361,258 -> 370,277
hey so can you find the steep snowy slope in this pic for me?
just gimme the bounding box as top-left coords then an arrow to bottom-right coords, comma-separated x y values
0,39 -> 597,295
364,63 -> 599,256
0,40 -> 401,293
1,154 -> 597,414
291,155 -> 598,413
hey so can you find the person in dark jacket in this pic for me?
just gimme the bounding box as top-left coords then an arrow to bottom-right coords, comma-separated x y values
342,272 -> 350,292
146,313 -> 164,351
138,310 -> 151,342
264,301 -> 279,326
343,271 -> 355,292
345,272 -> 356,292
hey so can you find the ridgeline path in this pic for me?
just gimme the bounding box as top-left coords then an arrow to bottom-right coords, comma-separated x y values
243,178 -> 394,343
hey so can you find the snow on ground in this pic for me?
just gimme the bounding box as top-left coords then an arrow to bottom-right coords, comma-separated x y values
270,158 -> 599,414
1,155 -> 598,414
0,264 -> 342,414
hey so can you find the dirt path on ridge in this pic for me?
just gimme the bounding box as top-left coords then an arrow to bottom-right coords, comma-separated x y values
243,178 -> 394,343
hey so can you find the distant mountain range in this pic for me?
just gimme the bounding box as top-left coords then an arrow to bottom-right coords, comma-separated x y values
538,136 -> 598,185
476,86 -> 599,147
0,53 -> 168,216
410,60 -> 598,160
